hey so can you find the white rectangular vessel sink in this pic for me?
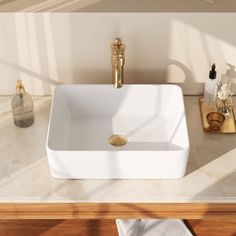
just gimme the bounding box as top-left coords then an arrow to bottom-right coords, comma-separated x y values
47,85 -> 189,179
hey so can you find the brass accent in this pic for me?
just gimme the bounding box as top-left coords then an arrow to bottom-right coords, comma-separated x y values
206,112 -> 225,130
108,134 -> 128,147
199,97 -> 236,133
111,38 -> 125,89
16,80 -> 25,98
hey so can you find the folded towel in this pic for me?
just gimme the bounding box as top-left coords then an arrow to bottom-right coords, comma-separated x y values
116,219 -> 193,236
116,219 -> 141,236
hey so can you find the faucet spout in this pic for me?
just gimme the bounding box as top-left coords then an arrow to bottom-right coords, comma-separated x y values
111,38 -> 125,88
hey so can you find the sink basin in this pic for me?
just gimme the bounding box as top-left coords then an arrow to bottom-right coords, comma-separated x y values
47,84 -> 189,179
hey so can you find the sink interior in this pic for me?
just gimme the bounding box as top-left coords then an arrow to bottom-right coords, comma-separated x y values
48,85 -> 188,152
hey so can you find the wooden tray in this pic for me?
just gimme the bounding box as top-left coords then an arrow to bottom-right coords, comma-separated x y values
199,97 -> 236,133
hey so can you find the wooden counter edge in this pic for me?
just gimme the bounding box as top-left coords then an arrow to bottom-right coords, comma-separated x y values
0,203 -> 235,219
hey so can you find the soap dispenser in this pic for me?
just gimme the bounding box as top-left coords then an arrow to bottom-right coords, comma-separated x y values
11,80 -> 34,128
204,63 -> 218,105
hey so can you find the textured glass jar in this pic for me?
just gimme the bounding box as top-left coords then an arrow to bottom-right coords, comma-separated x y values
11,80 -> 34,128
216,97 -> 233,116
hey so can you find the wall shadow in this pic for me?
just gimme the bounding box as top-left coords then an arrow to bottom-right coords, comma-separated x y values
1,13 -> 236,95
0,58 -> 61,86
1,0 -> 236,12
74,0 -> 236,12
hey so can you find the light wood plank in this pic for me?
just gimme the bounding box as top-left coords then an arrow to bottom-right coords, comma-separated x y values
0,203 -> 236,219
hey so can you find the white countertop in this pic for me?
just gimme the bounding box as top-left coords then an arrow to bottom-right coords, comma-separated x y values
0,96 -> 236,203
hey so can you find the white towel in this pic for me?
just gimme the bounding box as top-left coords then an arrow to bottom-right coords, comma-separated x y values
116,219 -> 193,236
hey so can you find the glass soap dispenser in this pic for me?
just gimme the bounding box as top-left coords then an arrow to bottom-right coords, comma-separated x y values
11,80 -> 34,128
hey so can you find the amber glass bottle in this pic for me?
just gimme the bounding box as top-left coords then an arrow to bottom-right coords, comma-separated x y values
11,80 -> 34,128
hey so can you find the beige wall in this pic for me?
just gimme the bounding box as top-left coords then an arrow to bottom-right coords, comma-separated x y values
1,13 -> 236,95
0,0 -> 236,12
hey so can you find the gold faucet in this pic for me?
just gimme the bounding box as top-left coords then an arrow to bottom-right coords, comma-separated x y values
111,37 -> 125,88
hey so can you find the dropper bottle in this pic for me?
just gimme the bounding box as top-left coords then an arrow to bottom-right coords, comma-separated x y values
11,80 -> 34,128
204,63 -> 217,105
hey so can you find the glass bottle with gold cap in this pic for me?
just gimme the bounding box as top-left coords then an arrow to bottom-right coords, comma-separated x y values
11,80 -> 34,128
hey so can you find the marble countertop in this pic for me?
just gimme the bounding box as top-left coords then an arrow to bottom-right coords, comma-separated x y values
0,96 -> 236,203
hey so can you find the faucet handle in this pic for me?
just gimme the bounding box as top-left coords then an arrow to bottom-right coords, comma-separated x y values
111,37 -> 126,54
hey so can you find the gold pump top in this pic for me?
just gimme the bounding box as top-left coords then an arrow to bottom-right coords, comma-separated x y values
16,80 -> 25,96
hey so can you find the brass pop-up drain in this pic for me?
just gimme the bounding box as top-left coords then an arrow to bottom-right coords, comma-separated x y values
108,134 -> 127,147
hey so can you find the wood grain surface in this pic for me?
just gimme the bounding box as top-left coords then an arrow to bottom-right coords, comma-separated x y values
0,203 -> 235,219
185,219 -> 236,236
0,219 -> 118,236
0,219 -> 235,236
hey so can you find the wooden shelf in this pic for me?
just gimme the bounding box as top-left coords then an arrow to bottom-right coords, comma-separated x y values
0,203 -> 235,220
